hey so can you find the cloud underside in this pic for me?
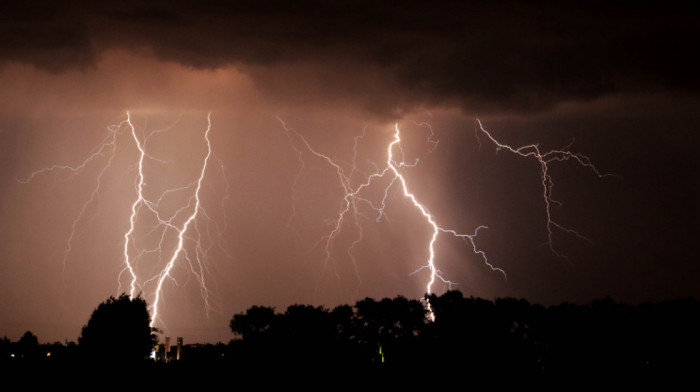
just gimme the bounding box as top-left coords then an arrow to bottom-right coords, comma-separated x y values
2,1 -> 698,114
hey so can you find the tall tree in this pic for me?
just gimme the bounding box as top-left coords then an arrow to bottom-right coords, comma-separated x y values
79,294 -> 156,362
16,331 -> 39,359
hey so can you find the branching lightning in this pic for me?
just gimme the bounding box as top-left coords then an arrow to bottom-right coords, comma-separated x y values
386,123 -> 505,320
19,121 -> 124,281
280,119 -> 504,320
148,113 -> 213,327
475,119 -> 611,261
21,112 -> 226,331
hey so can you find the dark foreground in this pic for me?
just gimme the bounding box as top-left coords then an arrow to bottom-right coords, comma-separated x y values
4,292 -> 699,388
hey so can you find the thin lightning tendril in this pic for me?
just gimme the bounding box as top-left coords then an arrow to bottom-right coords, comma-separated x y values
277,117 -> 366,285
475,119 -> 611,262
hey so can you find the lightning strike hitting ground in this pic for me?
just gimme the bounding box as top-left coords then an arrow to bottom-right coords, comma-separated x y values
387,123 -> 506,320
148,113 -> 213,327
280,119 -> 504,320
20,112 -> 225,331
122,113 -> 146,298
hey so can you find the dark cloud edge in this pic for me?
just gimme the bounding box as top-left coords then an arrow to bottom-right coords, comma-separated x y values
2,0 -> 698,114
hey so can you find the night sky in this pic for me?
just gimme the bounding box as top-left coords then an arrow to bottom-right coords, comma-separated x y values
0,1 -> 697,343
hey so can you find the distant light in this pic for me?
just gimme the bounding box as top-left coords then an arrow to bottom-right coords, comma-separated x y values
10,353 -> 15,358
46,352 -> 51,357
150,350 -> 156,360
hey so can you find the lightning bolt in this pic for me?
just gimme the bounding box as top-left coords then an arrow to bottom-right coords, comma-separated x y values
148,113 -> 213,327
281,119 -> 502,320
386,123 -> 506,320
21,112 -> 226,332
122,112 -> 146,298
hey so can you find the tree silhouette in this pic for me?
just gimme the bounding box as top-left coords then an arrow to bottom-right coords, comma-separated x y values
79,294 -> 156,362
230,305 -> 278,341
17,331 -> 39,359
223,291 -> 700,379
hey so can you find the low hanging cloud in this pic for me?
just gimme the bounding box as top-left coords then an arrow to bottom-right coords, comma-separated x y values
2,0 -> 698,114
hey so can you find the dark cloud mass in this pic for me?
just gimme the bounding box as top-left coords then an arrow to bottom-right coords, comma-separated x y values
2,1 -> 698,113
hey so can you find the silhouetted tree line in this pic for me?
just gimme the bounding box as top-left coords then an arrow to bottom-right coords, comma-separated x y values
3,291 -> 699,384
0,331 -> 75,362
226,291 -> 700,378
1,294 -> 159,386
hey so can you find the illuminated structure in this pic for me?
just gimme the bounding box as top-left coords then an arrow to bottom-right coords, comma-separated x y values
177,337 -> 183,361
153,336 -> 183,361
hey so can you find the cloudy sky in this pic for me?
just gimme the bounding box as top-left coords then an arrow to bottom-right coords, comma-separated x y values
1,1 -> 697,343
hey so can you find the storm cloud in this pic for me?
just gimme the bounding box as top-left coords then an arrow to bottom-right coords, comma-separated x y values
2,0 -> 698,114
